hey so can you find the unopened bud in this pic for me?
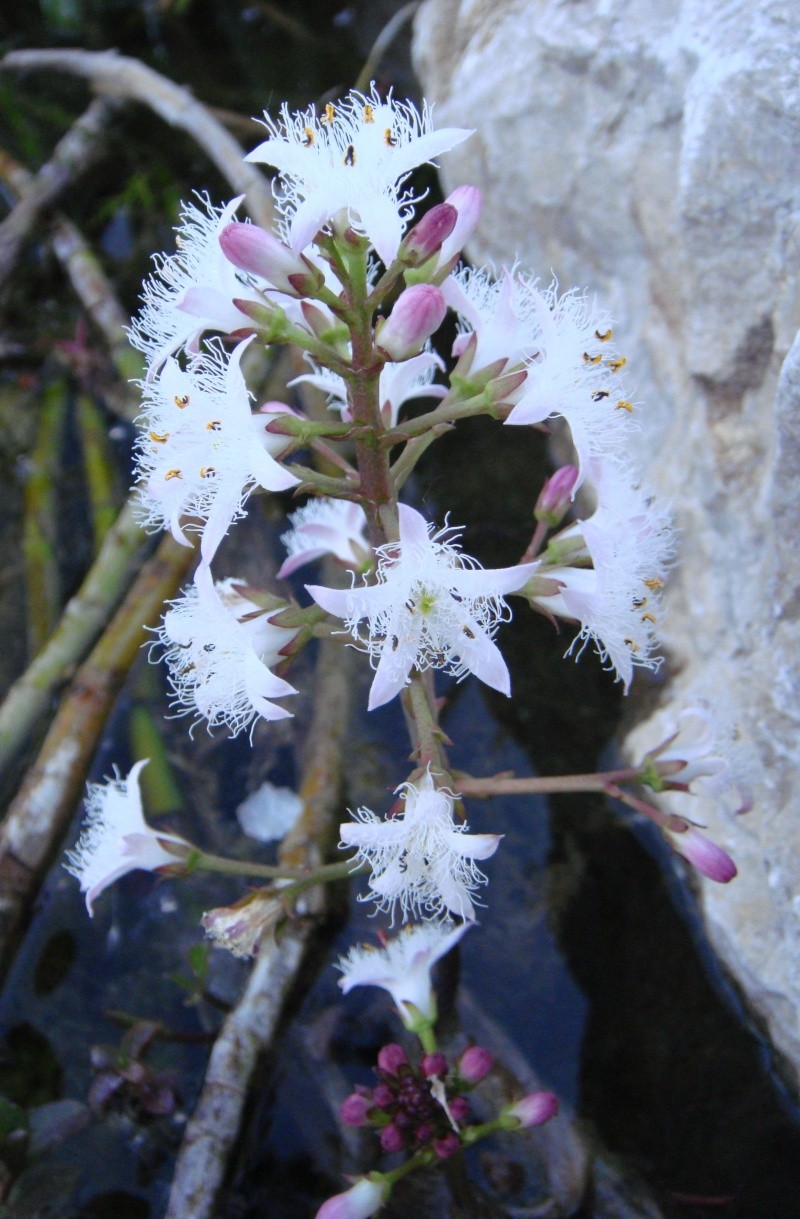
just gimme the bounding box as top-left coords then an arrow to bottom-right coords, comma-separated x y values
220,223 -> 323,296
379,1123 -> 404,1153
375,284 -> 446,360
667,826 -> 737,883
457,1045 -> 493,1084
449,1095 -> 470,1122
340,1092 -> 372,1127
377,1043 -> 408,1075
421,1052 -> 448,1078
433,1132 -> 461,1159
504,1090 -> 559,1128
535,466 -> 579,525
398,203 -> 457,267
201,891 -> 284,959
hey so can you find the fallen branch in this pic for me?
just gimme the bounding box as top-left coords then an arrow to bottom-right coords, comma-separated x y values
164,630 -> 353,1219
0,96 -> 123,284
1,49 -> 276,229
0,498 -> 148,781
0,531 -> 195,973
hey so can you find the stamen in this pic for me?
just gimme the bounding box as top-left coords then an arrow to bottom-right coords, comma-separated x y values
644,576 -> 665,590
384,128 -> 397,147
592,389 -> 610,402
205,420 -> 222,431
322,103 -> 336,125
174,394 -> 190,408
462,625 -> 476,640
615,399 -> 634,412
200,467 -> 216,478
606,356 -> 627,372
624,637 -> 639,652
165,469 -> 182,480
149,431 -> 169,443
641,611 -> 657,624
363,104 -> 375,123
595,328 -> 613,341
344,144 -> 356,167
582,351 -> 602,364
302,126 -> 315,147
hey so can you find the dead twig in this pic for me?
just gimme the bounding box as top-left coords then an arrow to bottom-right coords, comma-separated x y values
164,631 -> 353,1219
1,49 -> 276,228
0,96 -> 124,285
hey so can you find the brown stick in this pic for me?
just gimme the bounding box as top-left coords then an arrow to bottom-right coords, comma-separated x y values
164,632 -> 353,1219
0,96 -> 123,284
1,48 -> 275,228
0,533 -> 195,974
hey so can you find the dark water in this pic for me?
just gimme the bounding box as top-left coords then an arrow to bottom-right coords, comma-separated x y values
2,3 -> 800,1217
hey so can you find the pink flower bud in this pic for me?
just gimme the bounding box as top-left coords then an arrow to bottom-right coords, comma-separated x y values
340,1092 -> 372,1127
315,1177 -> 387,1219
449,1095 -> 470,1122
421,1052 -> 448,1078
398,204 -> 457,267
669,827 -> 737,883
372,1083 -> 394,1108
379,1123 -> 404,1153
377,1044 -> 408,1076
535,465 -> 579,525
220,223 -> 322,296
457,1045 -> 493,1083
375,285 -> 446,360
433,1132 -> 461,1159
507,1090 -> 559,1128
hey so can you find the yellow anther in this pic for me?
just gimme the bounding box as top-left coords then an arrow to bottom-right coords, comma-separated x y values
174,394 -> 190,408
302,126 -> 315,146
641,611 -> 657,624
149,430 -> 169,443
644,576 -> 665,590
165,468 -> 182,480
200,466 -> 216,478
363,103 -> 375,123
633,596 -> 648,609
205,420 -> 221,431
615,399 -> 634,412
344,143 -> 356,166
595,328 -> 613,342
384,127 -> 397,147
592,389 -> 610,402
322,103 -> 336,125
462,624 -> 476,640
606,356 -> 627,373
624,637 -> 639,652
582,351 -> 602,364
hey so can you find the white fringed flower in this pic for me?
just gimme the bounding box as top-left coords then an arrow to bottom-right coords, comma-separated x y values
529,467 -> 672,691
277,499 -> 371,579
308,503 -> 537,710
445,265 -> 541,374
337,921 -> 471,1023
65,760 -> 188,916
340,771 -> 501,921
129,194 -> 262,375
246,86 -> 473,265
134,337 -> 299,563
291,348 -> 445,428
157,565 -> 298,735
504,281 -> 633,482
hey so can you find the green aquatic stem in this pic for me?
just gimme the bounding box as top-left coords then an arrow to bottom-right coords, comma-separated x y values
454,759 -> 685,799
23,380 -> 67,656
187,850 -> 364,889
77,392 -> 121,552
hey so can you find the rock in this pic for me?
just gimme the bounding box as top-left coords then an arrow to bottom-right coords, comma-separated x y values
413,0 -> 800,1086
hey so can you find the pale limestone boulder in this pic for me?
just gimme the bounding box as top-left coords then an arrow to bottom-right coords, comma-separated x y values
414,0 -> 800,1084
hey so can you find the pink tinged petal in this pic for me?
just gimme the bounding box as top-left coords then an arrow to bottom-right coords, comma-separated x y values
277,548 -> 329,579
315,1177 -> 387,1219
452,560 -> 539,600
439,185 -> 483,263
387,127 -> 475,179
367,633 -> 417,710
434,870 -> 476,921
288,194 -> 339,254
176,286 -> 249,332
454,624 -> 512,696
306,583 -> 355,620
448,830 -> 503,861
397,502 -> 433,548
356,192 -> 406,267
249,446 -> 301,492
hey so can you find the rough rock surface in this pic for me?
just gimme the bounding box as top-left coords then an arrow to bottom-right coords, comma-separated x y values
413,0 -> 800,1085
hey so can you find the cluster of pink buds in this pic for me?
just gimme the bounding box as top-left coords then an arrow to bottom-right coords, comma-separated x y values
340,1042 -> 492,1160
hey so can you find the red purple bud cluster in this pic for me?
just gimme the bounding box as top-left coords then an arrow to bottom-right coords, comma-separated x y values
339,1042 -> 494,1160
